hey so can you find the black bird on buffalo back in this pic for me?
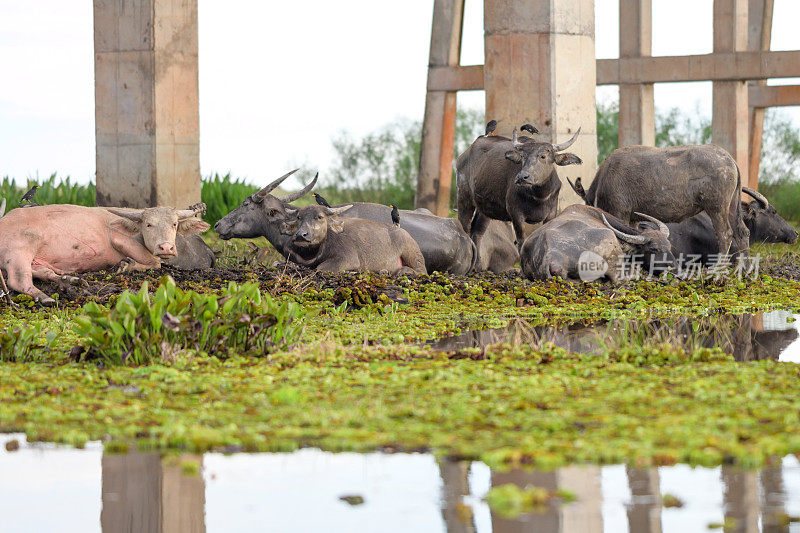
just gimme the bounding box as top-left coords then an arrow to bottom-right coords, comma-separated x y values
390,204 -> 400,226
520,123 -> 538,135
21,184 -> 39,204
313,192 -> 332,208
485,120 -> 498,136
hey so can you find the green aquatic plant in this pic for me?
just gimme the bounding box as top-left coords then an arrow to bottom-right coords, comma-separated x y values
0,324 -> 59,363
73,276 -> 305,365
485,483 -> 576,518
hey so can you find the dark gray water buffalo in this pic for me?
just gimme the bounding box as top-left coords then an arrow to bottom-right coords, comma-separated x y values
330,203 -> 476,274
477,220 -> 519,272
667,187 -> 798,265
164,234 -> 215,269
280,205 -> 427,275
457,126 -> 582,248
520,204 -> 675,282
213,169 -> 318,253
574,144 -> 750,259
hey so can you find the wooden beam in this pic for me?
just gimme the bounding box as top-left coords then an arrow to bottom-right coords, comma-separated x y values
618,0 -> 655,147
427,65 -> 484,91
747,0 -> 774,191
596,50 -> 800,85
712,0 -> 749,182
750,84 -> 800,108
416,0 -> 465,215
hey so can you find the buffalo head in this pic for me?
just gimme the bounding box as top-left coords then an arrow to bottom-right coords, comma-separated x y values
214,170 -> 317,241
742,187 -> 798,244
282,204 -> 353,249
504,128 -> 583,186
602,211 -> 676,273
107,204 -> 210,259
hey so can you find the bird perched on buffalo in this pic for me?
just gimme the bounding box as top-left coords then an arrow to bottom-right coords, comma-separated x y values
520,123 -> 538,135
484,120 -> 498,136
313,192 -> 332,208
20,184 -> 39,204
390,205 -> 400,226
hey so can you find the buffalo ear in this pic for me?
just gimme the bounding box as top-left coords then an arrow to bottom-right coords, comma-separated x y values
109,218 -> 140,234
505,150 -> 523,164
178,218 -> 211,234
555,153 -> 582,166
328,217 -> 345,234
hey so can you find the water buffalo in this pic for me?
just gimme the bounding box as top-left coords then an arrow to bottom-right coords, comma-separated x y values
520,204 -> 674,282
0,203 -> 208,304
280,205 -> 427,275
575,144 -> 750,260
331,203 -> 477,274
456,126 -> 582,249
477,220 -> 519,273
214,169 -> 318,253
667,187 -> 798,265
164,234 -> 215,270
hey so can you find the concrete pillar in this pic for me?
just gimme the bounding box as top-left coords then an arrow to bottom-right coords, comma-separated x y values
484,0 -> 597,209
618,0 -> 655,148
712,0 -> 750,182
94,0 -> 201,208
417,0 -> 465,216
747,0 -> 774,191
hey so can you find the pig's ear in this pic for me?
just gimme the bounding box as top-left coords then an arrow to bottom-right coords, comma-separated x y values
329,217 -> 345,233
178,217 -> 211,234
109,217 -> 140,234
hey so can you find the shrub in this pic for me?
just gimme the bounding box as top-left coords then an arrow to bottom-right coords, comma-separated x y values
0,324 -> 59,363
73,276 -> 305,365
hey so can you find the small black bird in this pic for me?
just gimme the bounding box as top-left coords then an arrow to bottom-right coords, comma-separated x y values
390,204 -> 400,226
485,120 -> 498,136
21,184 -> 39,204
313,192 -> 332,208
520,123 -> 538,135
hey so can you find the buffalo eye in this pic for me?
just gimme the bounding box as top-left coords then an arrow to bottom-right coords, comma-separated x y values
269,209 -> 279,217
540,154 -> 546,160
146,223 -> 152,228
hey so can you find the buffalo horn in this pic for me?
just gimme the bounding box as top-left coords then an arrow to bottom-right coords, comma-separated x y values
634,211 -> 670,238
280,172 -> 319,203
602,213 -> 648,244
257,168 -> 301,197
323,204 -> 353,216
0,198 -> 5,218
552,127 -> 581,152
511,129 -> 524,148
106,208 -> 143,222
742,187 -> 769,208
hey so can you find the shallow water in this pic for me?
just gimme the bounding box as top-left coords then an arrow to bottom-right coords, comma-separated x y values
2,434 -> 799,533
429,310 -> 800,363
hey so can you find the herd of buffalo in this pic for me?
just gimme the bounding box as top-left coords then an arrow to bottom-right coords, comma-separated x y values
0,122 -> 797,304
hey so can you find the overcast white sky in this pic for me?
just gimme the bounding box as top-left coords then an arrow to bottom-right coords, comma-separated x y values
0,0 -> 798,188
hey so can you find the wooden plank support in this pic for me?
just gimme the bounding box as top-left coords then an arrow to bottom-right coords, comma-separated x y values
484,0 -> 597,209
596,50 -> 800,85
618,0 -> 654,147
712,0 -> 750,182
750,84 -> 800,108
416,0 -> 465,216
427,65 -> 484,91
747,0 -> 774,190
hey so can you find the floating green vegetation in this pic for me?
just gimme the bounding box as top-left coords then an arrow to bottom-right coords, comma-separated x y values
486,483 -> 576,518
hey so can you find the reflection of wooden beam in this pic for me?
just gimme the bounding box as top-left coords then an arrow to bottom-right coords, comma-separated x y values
747,0 -> 774,190
750,85 -> 800,108
626,467 -> 662,533
722,467 -> 760,533
596,50 -> 800,85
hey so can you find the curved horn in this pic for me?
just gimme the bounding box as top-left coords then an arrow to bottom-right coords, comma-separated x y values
323,204 -> 353,216
742,187 -> 769,208
106,208 -> 143,222
511,128 -> 523,147
176,202 -> 207,219
280,172 -> 319,203
0,198 -> 5,218
602,213 -> 648,245
552,127 -> 581,152
257,168 -> 300,197
634,211 -> 669,238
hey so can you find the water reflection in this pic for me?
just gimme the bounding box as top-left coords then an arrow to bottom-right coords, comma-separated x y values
428,311 -> 800,363
3,435 -> 800,532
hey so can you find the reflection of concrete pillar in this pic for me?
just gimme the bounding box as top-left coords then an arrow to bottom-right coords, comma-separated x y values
101,452 -> 205,533
484,0 -> 597,209
626,467 -> 662,533
759,467 -> 788,533
438,459 -> 477,533
722,467 -> 759,533
94,0 -> 201,209
489,467 -> 602,533
732,314 -> 755,362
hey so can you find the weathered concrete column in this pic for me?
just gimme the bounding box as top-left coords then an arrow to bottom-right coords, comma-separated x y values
94,0 -> 201,208
618,0 -> 655,148
712,0 -> 750,183
747,0 -> 774,190
417,0 -> 465,216
484,0 -> 597,209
